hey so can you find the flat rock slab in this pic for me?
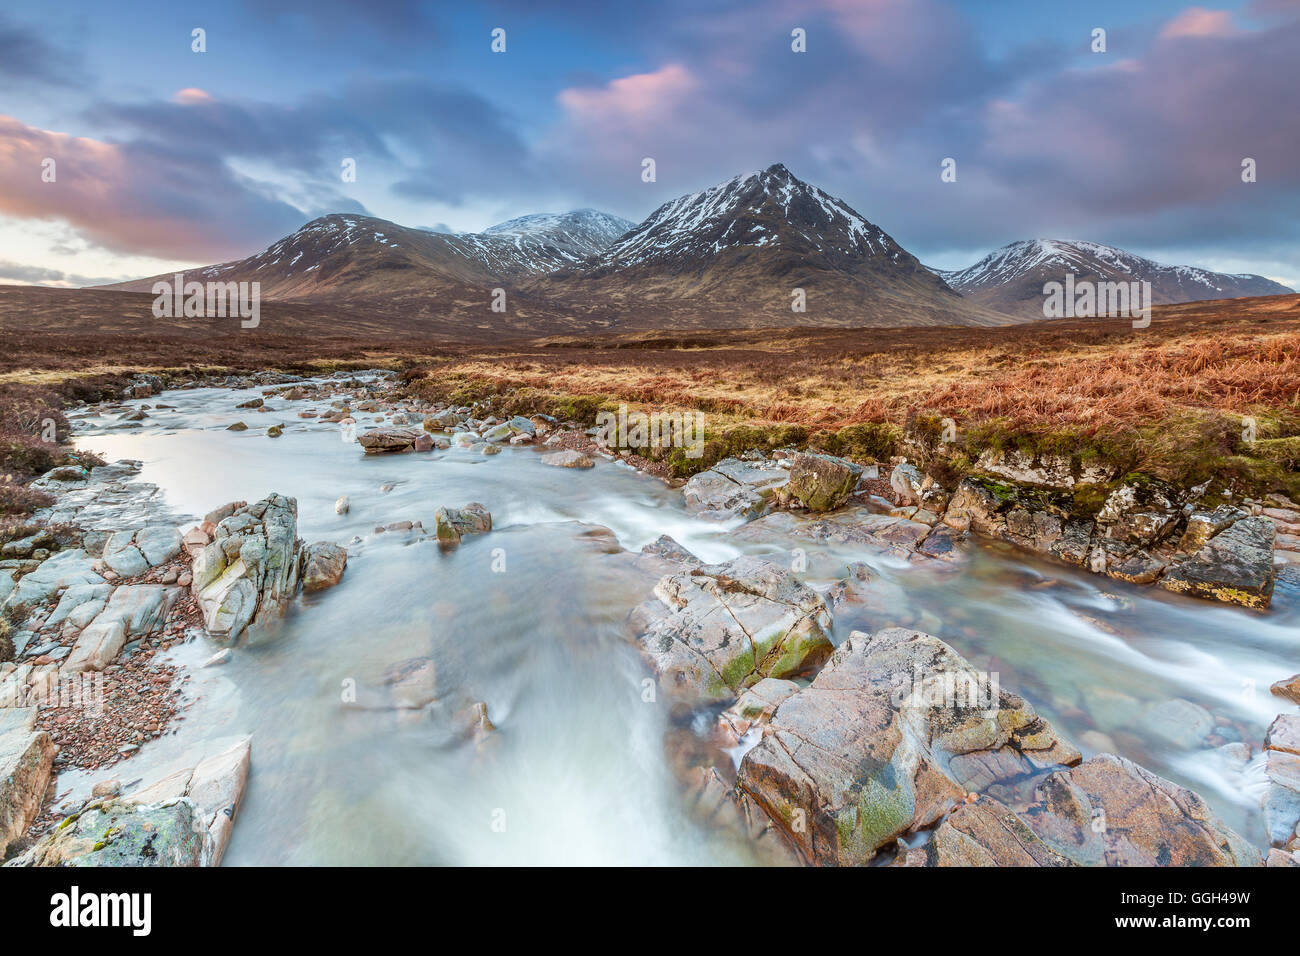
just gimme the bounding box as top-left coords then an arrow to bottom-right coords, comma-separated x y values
540,450 -> 594,469
735,509 -> 933,556
64,584 -> 180,673
4,550 -> 104,608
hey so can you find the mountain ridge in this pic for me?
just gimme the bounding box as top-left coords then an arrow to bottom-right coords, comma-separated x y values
932,238 -> 1294,318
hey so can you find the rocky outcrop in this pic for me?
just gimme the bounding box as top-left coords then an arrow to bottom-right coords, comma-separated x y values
301,542 -> 347,593
632,555 -> 833,704
8,735 -> 251,867
736,627 -> 1079,865
682,458 -> 790,520
0,722 -> 57,858
126,735 -> 251,866
783,452 -> 859,511
735,627 -> 1259,867
1159,516 -> 1275,608
191,494 -> 302,640
942,475 -> 1276,608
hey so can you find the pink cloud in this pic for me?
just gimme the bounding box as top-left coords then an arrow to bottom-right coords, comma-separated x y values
0,114 -> 301,260
1160,7 -> 1237,38
557,64 -> 696,124
173,87 -> 214,104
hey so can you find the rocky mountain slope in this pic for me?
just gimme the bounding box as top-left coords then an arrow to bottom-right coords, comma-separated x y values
536,163 -> 1002,327
934,239 -> 1294,318
101,210 -> 635,300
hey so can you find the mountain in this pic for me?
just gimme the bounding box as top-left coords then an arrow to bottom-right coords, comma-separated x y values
536,163 -> 1006,327
101,209 -> 634,300
482,208 -> 634,256
934,239 -> 1295,318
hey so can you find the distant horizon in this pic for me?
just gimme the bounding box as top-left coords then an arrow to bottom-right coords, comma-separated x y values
2,1 -> 1298,288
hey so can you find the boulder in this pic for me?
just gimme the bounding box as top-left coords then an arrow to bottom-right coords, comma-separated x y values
191,494 -> 302,640
357,427 -> 421,454
1159,515 -> 1275,608
0,728 -> 57,858
785,453 -> 860,511
634,555 -> 833,704
434,503 -> 492,545
682,458 -> 789,521
1267,714 -> 1300,757
736,627 -> 1079,865
301,542 -> 347,592
1262,748 -> 1300,848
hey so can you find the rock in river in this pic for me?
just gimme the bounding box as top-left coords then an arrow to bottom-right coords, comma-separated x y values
1159,515 -> 1275,608
191,494 -> 302,640
682,457 -> 790,521
301,542 -> 347,592
736,627 -> 1079,865
357,427 -> 421,454
434,503 -> 492,545
632,555 -> 833,704
784,452 -> 860,512
540,450 -> 594,469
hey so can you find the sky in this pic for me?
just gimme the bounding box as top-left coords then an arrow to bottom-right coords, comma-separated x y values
1,0 -> 1297,287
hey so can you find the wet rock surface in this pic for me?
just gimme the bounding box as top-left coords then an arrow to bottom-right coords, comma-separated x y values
632,555 -> 833,704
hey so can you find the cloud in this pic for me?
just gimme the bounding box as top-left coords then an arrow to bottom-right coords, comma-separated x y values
0,115 -> 316,261
1160,7 -> 1237,38
0,14 -> 86,88
0,258 -> 119,287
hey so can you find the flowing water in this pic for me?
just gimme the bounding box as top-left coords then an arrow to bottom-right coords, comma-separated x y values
59,376 -> 1297,863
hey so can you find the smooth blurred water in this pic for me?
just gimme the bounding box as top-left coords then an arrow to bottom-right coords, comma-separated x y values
61,378 -> 1296,862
